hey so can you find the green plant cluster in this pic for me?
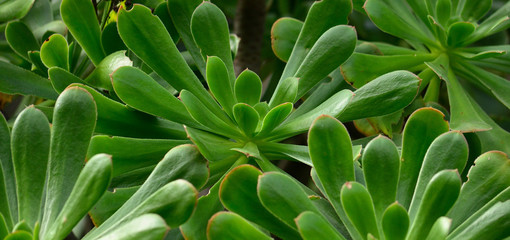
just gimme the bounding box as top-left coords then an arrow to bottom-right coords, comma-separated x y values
0,0 -> 508,239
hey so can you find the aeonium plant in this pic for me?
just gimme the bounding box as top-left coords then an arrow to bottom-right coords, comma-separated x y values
214,107 -> 510,240
0,87 -> 208,240
341,0 -> 510,154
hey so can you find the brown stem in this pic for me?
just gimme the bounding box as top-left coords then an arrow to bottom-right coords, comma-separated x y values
233,0 -> 266,75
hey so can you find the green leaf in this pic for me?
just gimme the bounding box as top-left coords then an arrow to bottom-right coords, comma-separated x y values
83,145 -> 206,239
364,0 -> 434,45
167,0 -> 206,76
154,2 -> 179,44
233,103 -> 260,137
48,67 -> 86,93
85,51 -> 132,93
40,34 -> 68,70
11,107 -> 50,228
448,201 -> 510,240
185,127 -> 242,163
407,170 -> 461,240
0,61 -> 58,99
74,83 -> 187,139
425,217 -> 451,240
455,61 -> 510,109
271,17 -> 303,62
309,115 -> 354,208
280,0 -> 352,81
341,53 -> 435,88
447,151 -> 510,228
258,172 -> 321,229
269,77 -> 298,109
4,230 -> 32,240
362,136 -> 400,220
341,182 -> 380,239
269,90 -> 353,140
408,131 -> 468,220
87,135 -> 189,178
207,212 -> 272,240
0,214 -> 8,239
426,57 -> 491,131
447,22 -> 475,47
234,69 -> 262,106
0,114 -> 15,228
470,2 -> 510,42
96,214 -> 168,240
89,186 -> 138,226
101,22 -> 127,55
219,165 -> 301,240
5,21 -> 39,61
117,4 -> 221,119
180,90 -> 242,139
0,0 -> 35,22
60,0 -> 105,65
339,71 -> 421,122
293,25 -> 356,99
435,0 -> 451,26
382,203 -> 409,240
397,107 -> 450,208
43,154 -> 112,240
28,51 -> 48,77
41,86 -> 97,236
85,179 -> 197,239
296,211 -> 346,240
460,0 -> 492,21
191,2 -> 234,84
111,66 -> 196,127
206,56 -> 236,117
259,142 -> 312,166
257,102 -> 293,137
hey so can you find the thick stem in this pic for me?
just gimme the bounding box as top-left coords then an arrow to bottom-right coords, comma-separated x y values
233,0 -> 266,75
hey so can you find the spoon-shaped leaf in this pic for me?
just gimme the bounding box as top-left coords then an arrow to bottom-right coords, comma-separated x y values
382,202 -> 409,240
60,0 -> 105,65
408,131 -> 468,220
191,2 -> 235,84
5,21 -> 39,61
296,211 -> 346,240
207,212 -> 272,240
96,214 -> 168,240
258,172 -> 321,229
11,107 -> 50,228
257,102 -> 293,137
234,69 -> 262,106
407,170 -> 461,240
0,0 -> 35,22
0,115 -> 15,228
206,56 -> 236,117
185,127 -> 242,163
269,77 -> 298,109
48,67 -> 87,93
397,107 -> 449,208
112,66 -> 196,127
341,182 -> 380,239
447,22 -> 475,47
233,103 -> 260,137
219,165 -> 300,240
362,136 -> 400,220
271,17 -> 303,62
40,34 -> 69,70
41,86 -> 97,236
85,51 -> 132,93
43,154 -> 112,240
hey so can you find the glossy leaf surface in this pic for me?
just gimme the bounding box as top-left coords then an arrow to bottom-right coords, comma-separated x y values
0,115 -> 15,228
0,61 -> 58,100
40,34 -> 68,70
296,211 -> 345,240
206,56 -> 235,117
207,212 -> 272,240
48,67 -> 87,93
96,214 -> 168,240
271,17 -> 303,62
382,203 -> 409,240
5,21 -> 39,61
234,69 -> 262,106
233,103 -> 259,137
60,0 -> 105,65
341,182 -> 379,239
85,51 -> 132,92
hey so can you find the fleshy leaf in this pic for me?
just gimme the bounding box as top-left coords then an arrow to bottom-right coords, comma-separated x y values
362,136 -> 400,220
257,102 -> 293,137
271,17 -> 303,62
5,21 -> 39,61
269,77 -> 298,109
233,103 -> 260,137
0,61 -> 58,99
85,51 -> 132,93
40,34 -> 69,70
96,214 -> 168,240
0,0 -> 35,22
43,154 -> 112,240
296,211 -> 346,240
48,67 -> 87,93
382,202 -> 409,240
425,217 -> 451,240
60,0 -> 105,65
206,56 -> 236,117
234,69 -> 262,106
11,107 -> 50,228
207,212 -> 272,240
397,107 -> 449,208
